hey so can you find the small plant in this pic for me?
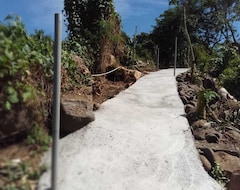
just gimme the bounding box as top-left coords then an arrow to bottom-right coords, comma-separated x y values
203,89 -> 219,105
210,162 -> 230,184
197,89 -> 219,119
25,123 -> 51,152
0,161 -> 47,190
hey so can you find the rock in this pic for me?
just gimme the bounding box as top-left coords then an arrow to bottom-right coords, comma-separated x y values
193,129 -> 206,140
214,151 -> 240,174
188,100 -> 197,107
184,104 -> 196,114
203,78 -> 217,91
200,155 -> 212,172
186,108 -> 198,124
93,103 -> 101,111
191,120 -> 207,130
106,66 -> 142,83
228,130 -> 240,141
109,54 -> 118,66
219,87 -> 237,102
60,96 -> 95,135
180,95 -> 188,104
121,68 -> 142,83
228,170 -> 240,190
193,127 -> 222,142
73,55 -> 91,76
200,148 -> 215,166
205,132 -> 220,143
133,70 -> 142,81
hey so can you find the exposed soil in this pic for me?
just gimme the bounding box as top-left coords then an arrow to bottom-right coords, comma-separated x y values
92,76 -> 131,104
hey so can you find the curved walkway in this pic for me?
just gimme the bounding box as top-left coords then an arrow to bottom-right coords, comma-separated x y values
38,69 -> 223,190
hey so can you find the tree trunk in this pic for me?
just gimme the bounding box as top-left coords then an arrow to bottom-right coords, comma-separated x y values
183,7 -> 195,82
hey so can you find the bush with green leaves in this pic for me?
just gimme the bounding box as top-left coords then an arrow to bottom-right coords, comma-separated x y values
0,15 -> 44,111
0,15 -> 92,110
63,0 -> 129,73
218,46 -> 240,100
0,15 -> 95,152
0,160 -> 47,189
25,123 -> 51,152
194,44 -> 212,72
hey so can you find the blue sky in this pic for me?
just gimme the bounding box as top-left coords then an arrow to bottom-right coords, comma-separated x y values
0,0 -> 169,39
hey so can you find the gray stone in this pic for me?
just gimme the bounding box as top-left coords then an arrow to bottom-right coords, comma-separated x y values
60,97 -> 95,135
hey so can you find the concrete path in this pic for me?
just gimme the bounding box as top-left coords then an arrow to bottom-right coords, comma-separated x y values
38,69 -> 223,190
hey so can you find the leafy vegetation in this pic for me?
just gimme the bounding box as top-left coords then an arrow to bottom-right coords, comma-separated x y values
210,162 -> 230,184
0,13 -> 98,189
136,0 -> 240,99
25,123 -> 51,152
0,14 -> 93,147
63,0 -> 132,73
0,161 -> 47,190
1,0 -> 240,188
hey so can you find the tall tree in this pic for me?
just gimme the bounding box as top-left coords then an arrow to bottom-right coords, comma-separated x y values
169,0 -> 196,81
196,0 -> 240,48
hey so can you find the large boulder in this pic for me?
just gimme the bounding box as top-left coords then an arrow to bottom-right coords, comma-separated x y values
214,151 -> 240,174
105,66 -> 142,83
60,96 -> 95,136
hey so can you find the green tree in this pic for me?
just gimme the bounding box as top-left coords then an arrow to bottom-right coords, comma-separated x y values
151,7 -> 185,68
135,32 -> 155,61
63,0 -> 124,73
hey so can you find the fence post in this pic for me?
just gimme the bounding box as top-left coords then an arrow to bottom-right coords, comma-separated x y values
174,37 -> 178,76
51,13 -> 62,190
157,47 -> 159,70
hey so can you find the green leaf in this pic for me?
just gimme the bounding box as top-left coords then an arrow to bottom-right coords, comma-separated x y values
6,86 -> 15,94
4,101 -> 11,110
7,92 -> 19,103
22,91 -> 33,102
0,72 -> 4,78
4,49 -> 14,60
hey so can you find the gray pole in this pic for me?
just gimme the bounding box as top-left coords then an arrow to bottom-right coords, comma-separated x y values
51,13 -> 62,190
174,37 -> 178,76
133,26 -> 137,59
157,47 -> 159,70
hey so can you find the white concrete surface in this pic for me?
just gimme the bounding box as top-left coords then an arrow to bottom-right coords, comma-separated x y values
38,69 -> 223,190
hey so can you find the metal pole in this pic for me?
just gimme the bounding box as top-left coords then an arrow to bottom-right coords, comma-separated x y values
157,47 -> 159,70
51,13 -> 62,190
133,26 -> 137,59
174,37 -> 178,76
